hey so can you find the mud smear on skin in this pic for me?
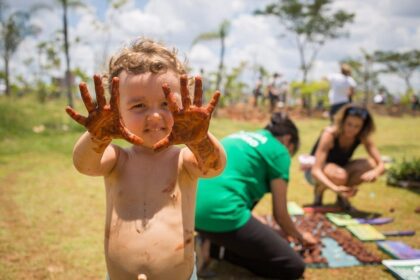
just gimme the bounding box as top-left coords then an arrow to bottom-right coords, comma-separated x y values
162,180 -> 178,203
174,229 -> 194,251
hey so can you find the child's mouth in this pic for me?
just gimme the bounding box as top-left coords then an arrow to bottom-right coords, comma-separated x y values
144,127 -> 167,133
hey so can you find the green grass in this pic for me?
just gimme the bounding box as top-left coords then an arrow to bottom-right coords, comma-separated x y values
0,96 -> 419,279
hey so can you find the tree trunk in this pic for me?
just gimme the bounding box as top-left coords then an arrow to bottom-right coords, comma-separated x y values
404,76 -> 412,94
215,34 -> 225,91
4,54 -> 10,96
63,0 -> 73,107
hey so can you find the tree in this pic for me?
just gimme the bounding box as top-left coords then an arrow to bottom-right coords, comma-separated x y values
38,0 -> 85,106
192,20 -> 231,91
60,0 -> 86,107
256,0 -> 354,82
342,49 -> 381,106
374,50 -> 420,94
223,61 -> 248,106
0,1 -> 39,96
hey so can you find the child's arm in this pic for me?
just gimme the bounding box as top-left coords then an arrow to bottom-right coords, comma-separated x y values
153,75 -> 226,177
66,75 -> 143,176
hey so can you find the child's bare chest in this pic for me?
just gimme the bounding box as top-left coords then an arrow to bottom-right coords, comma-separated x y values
115,157 -> 180,207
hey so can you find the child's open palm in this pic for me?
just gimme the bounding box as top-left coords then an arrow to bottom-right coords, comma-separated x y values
153,75 -> 220,151
65,75 -> 143,145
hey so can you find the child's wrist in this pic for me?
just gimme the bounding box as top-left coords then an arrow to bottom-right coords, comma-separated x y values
187,133 -> 210,148
89,133 -> 112,144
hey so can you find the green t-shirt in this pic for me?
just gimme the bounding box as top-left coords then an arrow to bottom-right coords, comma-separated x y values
195,129 -> 291,232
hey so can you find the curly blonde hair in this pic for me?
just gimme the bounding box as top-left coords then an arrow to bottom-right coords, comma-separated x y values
104,37 -> 187,92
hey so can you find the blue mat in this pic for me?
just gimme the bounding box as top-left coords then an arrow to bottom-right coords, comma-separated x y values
321,237 -> 361,268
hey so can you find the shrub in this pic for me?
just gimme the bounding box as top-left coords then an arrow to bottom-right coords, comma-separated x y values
387,158 -> 420,187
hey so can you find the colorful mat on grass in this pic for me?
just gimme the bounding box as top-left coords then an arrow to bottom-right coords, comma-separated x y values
291,214 -> 382,268
378,241 -> 420,260
326,213 -> 359,227
382,259 -> 420,280
346,224 -> 386,241
287,201 -> 304,216
303,205 -> 342,214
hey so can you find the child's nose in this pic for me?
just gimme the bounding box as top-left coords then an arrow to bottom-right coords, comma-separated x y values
146,111 -> 163,122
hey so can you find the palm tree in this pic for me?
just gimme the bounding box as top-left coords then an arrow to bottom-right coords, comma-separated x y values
0,1 -> 39,96
39,0 -> 85,106
192,20 -> 230,91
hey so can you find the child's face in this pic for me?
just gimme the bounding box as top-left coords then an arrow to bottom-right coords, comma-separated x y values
118,70 -> 180,148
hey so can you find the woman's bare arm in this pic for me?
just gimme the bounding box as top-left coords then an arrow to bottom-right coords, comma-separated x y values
271,179 -> 317,246
361,137 -> 385,181
311,130 -> 340,191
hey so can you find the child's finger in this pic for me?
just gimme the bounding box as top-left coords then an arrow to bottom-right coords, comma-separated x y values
193,76 -> 203,107
153,134 -> 174,151
94,75 -> 107,108
121,126 -> 144,145
110,77 -> 120,110
79,82 -> 95,113
65,106 -> 87,126
205,91 -> 221,115
180,75 -> 191,110
162,84 -> 180,113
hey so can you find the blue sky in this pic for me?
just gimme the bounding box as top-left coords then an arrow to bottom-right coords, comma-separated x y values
4,0 -> 420,94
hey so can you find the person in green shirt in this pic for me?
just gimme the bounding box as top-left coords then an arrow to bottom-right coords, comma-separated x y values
195,113 -> 317,279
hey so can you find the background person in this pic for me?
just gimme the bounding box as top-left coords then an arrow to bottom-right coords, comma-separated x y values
195,112 -> 317,280
305,104 -> 385,210
325,63 -> 356,121
267,72 -> 285,112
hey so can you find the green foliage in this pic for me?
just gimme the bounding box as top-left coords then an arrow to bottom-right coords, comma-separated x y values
0,2 -> 41,96
342,49 -> 381,105
192,19 -> 231,90
222,61 -> 249,106
191,19 -> 230,46
255,0 -> 354,82
374,50 -> 420,93
290,80 -> 329,108
387,158 -> 420,183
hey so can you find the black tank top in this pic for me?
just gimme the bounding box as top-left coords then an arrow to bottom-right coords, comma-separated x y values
311,133 -> 361,167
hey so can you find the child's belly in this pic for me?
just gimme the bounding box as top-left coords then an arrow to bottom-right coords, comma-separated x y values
104,206 -> 195,280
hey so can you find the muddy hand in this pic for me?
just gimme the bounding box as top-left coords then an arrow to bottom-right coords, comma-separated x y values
153,75 -> 220,151
65,75 -> 143,145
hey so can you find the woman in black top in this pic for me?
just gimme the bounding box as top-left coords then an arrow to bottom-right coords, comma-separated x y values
306,104 -> 385,209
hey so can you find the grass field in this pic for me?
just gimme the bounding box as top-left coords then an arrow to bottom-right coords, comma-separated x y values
0,96 -> 419,279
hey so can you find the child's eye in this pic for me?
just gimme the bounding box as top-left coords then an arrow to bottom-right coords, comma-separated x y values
161,101 -> 168,107
133,103 -> 146,109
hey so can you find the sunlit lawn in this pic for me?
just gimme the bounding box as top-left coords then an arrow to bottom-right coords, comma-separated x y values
0,96 -> 419,279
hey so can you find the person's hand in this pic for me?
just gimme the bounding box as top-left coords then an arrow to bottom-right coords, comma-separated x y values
298,232 -> 318,248
361,169 -> 378,182
65,75 -> 143,145
334,185 -> 357,198
153,75 -> 220,151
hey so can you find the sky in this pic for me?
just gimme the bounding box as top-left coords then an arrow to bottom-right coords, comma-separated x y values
3,0 -> 420,95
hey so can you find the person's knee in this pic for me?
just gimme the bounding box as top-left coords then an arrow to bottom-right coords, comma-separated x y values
352,158 -> 374,171
324,164 -> 348,185
287,259 -> 305,279
268,256 -> 305,279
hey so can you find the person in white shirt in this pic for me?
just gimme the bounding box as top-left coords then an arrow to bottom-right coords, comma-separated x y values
326,64 -> 356,121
